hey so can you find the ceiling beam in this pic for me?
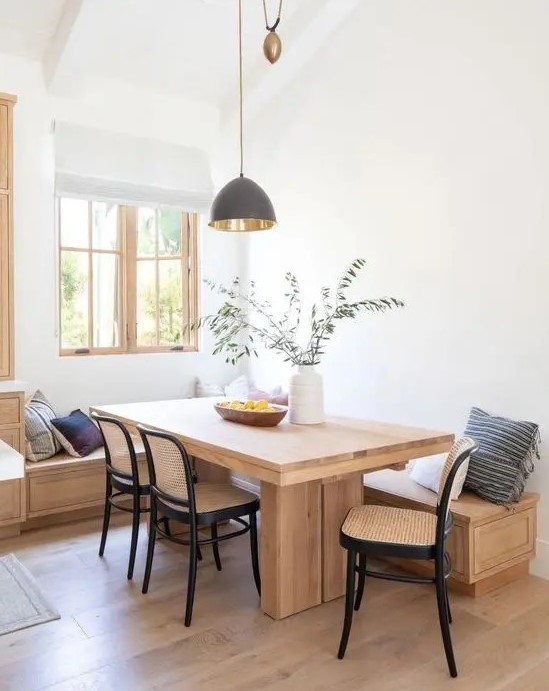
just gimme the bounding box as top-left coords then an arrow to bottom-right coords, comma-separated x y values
42,0 -> 85,89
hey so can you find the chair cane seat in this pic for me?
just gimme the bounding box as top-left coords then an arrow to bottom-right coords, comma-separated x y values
342,504 -> 437,547
161,482 -> 258,515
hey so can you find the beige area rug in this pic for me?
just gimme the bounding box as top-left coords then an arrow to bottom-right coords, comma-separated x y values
0,553 -> 60,636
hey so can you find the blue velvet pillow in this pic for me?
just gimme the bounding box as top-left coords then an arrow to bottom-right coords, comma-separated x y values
50,410 -> 103,458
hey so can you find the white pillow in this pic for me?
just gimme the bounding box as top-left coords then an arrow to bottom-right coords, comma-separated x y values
195,379 -> 224,397
408,455 -> 444,494
408,453 -> 467,500
224,375 -> 249,399
194,375 -> 249,399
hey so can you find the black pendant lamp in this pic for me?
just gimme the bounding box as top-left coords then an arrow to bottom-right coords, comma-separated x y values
209,0 -> 277,232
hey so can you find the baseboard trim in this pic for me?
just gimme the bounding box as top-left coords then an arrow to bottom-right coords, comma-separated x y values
532,539 -> 549,579
232,475 -> 260,496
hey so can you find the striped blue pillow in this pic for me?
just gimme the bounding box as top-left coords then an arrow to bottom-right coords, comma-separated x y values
24,390 -> 61,462
464,407 -> 540,504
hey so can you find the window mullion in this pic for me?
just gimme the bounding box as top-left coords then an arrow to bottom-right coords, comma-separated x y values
88,201 -> 94,349
155,210 -> 160,346
189,213 -> 199,350
124,206 -> 138,352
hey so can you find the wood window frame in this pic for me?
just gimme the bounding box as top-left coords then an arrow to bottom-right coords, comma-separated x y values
58,199 -> 199,357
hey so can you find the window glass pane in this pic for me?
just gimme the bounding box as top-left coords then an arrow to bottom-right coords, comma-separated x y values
60,251 -> 89,348
60,198 -> 89,248
92,253 -> 120,348
158,260 -> 183,346
137,207 -> 156,257
92,202 -> 119,250
158,209 -> 182,256
136,261 -> 157,346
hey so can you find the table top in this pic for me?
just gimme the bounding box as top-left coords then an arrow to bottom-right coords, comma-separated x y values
90,398 -> 454,486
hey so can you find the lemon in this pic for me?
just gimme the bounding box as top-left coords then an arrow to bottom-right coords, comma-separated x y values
255,399 -> 268,411
244,400 -> 256,410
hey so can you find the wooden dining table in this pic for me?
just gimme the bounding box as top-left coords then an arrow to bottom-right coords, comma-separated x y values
90,397 -> 454,620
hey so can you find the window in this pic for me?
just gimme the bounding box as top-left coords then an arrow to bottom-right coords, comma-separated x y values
58,198 -> 199,355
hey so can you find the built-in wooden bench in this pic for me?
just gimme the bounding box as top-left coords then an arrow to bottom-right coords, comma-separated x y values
23,442 -> 148,530
21,441 -> 230,531
363,469 -> 539,596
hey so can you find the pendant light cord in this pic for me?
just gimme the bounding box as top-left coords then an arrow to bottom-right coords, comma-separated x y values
263,0 -> 283,31
238,0 -> 244,177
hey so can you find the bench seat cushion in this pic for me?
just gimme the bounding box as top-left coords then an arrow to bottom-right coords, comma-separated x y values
25,438 -> 146,473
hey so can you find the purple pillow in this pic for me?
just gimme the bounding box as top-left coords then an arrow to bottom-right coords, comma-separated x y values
248,388 -> 289,406
50,410 -> 103,458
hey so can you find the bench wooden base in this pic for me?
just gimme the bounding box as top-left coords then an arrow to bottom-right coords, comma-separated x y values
364,469 -> 539,597
19,448 -> 231,531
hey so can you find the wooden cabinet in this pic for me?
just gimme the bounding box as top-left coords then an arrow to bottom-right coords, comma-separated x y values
0,103 -> 9,191
0,93 -> 16,381
0,478 -> 23,522
0,388 -> 25,453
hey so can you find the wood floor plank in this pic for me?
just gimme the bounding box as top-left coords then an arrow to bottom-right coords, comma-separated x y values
0,518 -> 548,691
501,654 -> 549,691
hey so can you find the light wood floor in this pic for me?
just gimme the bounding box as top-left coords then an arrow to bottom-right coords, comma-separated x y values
1,517 -> 549,691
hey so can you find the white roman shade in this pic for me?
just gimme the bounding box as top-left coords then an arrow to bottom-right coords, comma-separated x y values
55,122 -> 214,212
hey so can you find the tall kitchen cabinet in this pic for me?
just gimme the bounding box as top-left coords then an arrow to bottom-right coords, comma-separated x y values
0,93 -> 16,381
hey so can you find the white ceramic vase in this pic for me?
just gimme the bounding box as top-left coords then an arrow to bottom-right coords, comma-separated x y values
289,365 -> 325,424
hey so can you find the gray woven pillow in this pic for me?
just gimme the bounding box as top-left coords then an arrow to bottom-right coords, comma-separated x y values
25,390 -> 61,462
464,406 -> 540,504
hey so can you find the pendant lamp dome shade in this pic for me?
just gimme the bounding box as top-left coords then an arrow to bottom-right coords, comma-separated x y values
209,175 -> 277,232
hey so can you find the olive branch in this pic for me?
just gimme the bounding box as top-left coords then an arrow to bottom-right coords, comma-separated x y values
195,259 -> 404,366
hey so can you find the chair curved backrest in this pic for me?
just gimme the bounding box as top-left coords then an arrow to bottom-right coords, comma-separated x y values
435,436 -> 478,547
91,413 -> 141,485
138,426 -> 197,515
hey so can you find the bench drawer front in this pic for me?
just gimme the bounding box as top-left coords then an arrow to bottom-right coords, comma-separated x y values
0,396 -> 20,425
28,467 -> 105,515
0,479 -> 21,521
473,508 -> 536,575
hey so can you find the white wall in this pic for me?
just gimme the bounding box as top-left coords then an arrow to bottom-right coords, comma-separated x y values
242,0 -> 549,572
0,52 -> 246,413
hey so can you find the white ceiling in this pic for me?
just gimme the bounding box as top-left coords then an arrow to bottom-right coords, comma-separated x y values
0,0 -> 67,59
60,0 -> 305,103
0,0 -> 358,110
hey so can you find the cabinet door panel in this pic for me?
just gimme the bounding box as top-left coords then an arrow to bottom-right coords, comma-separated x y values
0,427 -> 21,452
0,194 -> 11,378
0,105 -> 8,190
0,479 -> 21,522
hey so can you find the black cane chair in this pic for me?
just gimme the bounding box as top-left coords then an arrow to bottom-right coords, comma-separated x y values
337,436 -> 478,677
138,425 -> 261,627
92,413 -> 151,581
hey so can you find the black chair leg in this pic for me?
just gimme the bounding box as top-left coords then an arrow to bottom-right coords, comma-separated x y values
127,492 -> 140,580
354,553 -> 366,611
211,523 -> 222,571
445,582 -> 453,625
443,550 -> 452,624
185,528 -> 199,627
337,549 -> 356,660
163,517 -> 172,537
249,512 -> 261,596
98,478 -> 112,557
197,545 -> 203,561
435,559 -> 458,677
142,505 -> 157,594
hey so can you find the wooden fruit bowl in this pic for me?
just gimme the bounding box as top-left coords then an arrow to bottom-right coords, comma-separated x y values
214,403 -> 288,427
